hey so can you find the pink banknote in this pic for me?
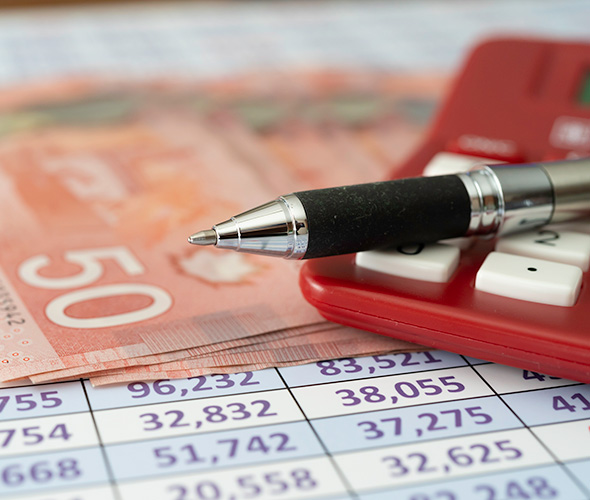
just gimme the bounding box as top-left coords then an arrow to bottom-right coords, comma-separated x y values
0,72 -> 446,382
28,322 -> 335,383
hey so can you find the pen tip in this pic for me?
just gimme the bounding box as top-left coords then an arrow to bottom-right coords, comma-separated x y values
188,229 -> 217,246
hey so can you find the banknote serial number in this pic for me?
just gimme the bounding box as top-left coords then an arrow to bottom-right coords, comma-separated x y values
0,281 -> 25,327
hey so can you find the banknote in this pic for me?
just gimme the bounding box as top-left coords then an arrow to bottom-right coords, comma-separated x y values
28,322 -> 338,383
90,341 -> 420,386
0,95 -> 321,380
91,326 -> 418,376
32,323 -> 420,384
0,71 -> 446,382
89,361 -> 306,386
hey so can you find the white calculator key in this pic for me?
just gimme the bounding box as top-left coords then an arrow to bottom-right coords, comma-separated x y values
422,151 -> 500,176
544,220 -> 590,235
356,243 -> 460,283
475,252 -> 582,307
496,229 -> 590,271
440,236 -> 475,250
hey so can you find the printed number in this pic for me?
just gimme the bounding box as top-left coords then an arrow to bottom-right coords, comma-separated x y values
316,358 -> 363,376
316,352 -> 442,376
534,230 -> 559,246
1,458 -> 80,486
336,386 -> 386,406
127,373 -> 261,399
18,247 -> 143,289
358,417 -> 402,439
190,372 -> 260,392
552,393 -> 590,412
382,440 -> 522,477
475,476 -> 558,500
154,433 -> 295,467
18,246 -> 172,328
167,468 -> 317,500
0,287 -> 26,327
447,440 -> 521,466
154,444 -> 204,467
522,370 -> 560,382
140,400 -> 277,431
127,379 -> 176,399
407,477 -> 557,500
0,391 -> 62,414
0,423 -> 71,448
418,406 -> 492,430
141,410 -> 189,431
358,406 -> 491,440
217,433 -> 295,458
336,376 -> 465,407
371,351 -> 444,370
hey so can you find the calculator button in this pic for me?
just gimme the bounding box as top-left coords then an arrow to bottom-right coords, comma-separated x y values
355,243 -> 460,283
496,229 -> 590,271
440,236 -> 475,250
544,220 -> 590,235
475,252 -> 582,307
421,152 -> 497,177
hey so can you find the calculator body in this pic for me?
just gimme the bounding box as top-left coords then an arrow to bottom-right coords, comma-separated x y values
299,37 -> 590,383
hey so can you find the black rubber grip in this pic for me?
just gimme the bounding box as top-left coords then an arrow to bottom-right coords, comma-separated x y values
295,175 -> 472,259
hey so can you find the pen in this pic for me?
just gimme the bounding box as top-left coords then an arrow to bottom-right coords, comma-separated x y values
188,158 -> 590,259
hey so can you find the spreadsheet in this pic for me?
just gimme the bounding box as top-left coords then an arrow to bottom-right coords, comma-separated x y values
1,353 -> 590,498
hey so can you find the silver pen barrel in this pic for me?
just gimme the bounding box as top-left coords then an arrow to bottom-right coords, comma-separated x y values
211,194 -> 309,259
460,157 -> 590,236
542,158 -> 590,222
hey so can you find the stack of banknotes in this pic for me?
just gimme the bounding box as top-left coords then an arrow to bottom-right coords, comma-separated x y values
0,71 -> 445,386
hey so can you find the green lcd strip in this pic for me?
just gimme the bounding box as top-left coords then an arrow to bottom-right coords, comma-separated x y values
578,70 -> 590,105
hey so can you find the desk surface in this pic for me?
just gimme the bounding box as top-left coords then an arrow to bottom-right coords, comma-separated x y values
0,0 -> 587,84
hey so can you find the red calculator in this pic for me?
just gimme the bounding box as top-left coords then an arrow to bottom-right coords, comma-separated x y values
300,37 -> 590,383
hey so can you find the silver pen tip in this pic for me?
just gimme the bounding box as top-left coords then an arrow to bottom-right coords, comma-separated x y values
188,229 -> 217,246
